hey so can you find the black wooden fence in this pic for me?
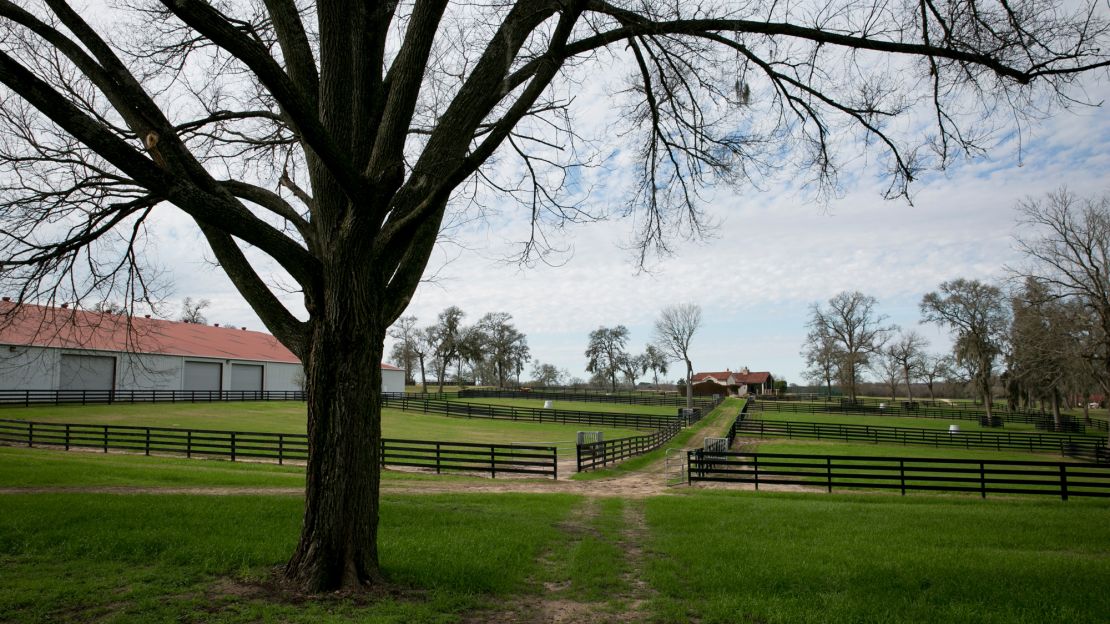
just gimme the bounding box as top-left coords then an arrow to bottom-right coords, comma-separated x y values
576,421 -> 684,472
752,400 -> 1103,432
461,388 -> 720,409
0,419 -> 557,479
732,417 -> 1109,463
687,451 -> 1110,500
0,389 -> 306,406
382,395 -> 700,429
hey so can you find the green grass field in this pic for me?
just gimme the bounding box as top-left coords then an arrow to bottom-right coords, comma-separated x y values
3,396 -> 1108,622
755,408 -> 1046,432
646,491 -> 1110,623
1,457 -> 1106,623
449,396 -> 680,416
0,402 -> 643,458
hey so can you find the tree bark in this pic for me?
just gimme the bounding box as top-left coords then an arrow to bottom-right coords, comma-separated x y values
284,283 -> 387,591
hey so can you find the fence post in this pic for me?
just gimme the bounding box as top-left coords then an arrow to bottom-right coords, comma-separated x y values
231,432 -> 237,461
278,435 -> 284,465
826,457 -> 833,493
1059,464 -> 1069,501
145,428 -> 150,456
103,425 -> 108,453
65,423 -> 70,451
27,421 -> 33,448
187,430 -> 192,458
979,462 -> 986,499
899,460 -> 906,495
754,455 -> 759,490
490,447 -> 496,478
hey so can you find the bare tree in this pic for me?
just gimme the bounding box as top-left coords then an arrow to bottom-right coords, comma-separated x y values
653,303 -> 702,408
870,345 -> 903,402
921,279 -> 1010,421
640,344 -> 669,387
808,292 -> 896,402
0,0 -> 1107,593
1013,190 -> 1110,436
801,325 -> 843,399
919,353 -> 954,402
387,315 -> 420,385
889,331 -> 929,403
178,297 -> 210,325
529,362 -> 565,387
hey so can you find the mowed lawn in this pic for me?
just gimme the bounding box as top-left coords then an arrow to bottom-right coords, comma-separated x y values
647,491 -> 1110,624
0,402 -> 643,457
447,396 -> 681,417
755,408 -> 1110,440
0,448 -> 1107,624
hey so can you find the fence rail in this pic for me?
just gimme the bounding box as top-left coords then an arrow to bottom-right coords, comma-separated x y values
733,417 -> 1109,463
384,395 -> 708,429
576,421 -> 684,471
687,451 -> 1110,500
0,389 -> 306,406
0,418 -> 556,479
461,388 -> 720,408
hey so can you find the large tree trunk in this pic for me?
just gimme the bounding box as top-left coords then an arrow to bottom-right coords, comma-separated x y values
284,286 -> 387,592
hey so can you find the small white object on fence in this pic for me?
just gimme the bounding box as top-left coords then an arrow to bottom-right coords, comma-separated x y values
543,400 -> 554,409
949,424 -> 960,433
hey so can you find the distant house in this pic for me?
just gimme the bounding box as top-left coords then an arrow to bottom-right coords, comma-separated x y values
690,367 -> 774,396
0,300 -> 405,394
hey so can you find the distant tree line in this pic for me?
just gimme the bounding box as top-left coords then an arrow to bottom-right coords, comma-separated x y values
801,189 -> 1110,433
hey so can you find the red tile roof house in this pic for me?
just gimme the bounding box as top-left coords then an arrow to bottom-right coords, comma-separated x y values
690,368 -> 774,396
0,301 -> 404,395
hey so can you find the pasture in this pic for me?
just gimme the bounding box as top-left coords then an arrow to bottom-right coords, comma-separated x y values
2,397 -> 1108,623
1,444 -> 1108,623
0,401 -> 643,458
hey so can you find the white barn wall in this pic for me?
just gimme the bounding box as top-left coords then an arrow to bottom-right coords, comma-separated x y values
263,362 -> 303,392
0,346 -> 57,389
0,345 -> 396,393
381,368 -> 405,394
116,353 -> 183,390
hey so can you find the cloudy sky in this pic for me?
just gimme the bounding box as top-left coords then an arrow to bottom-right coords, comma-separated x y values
132,39 -> 1110,386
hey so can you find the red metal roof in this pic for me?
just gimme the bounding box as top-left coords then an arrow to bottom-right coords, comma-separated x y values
0,301 -> 300,363
691,370 -> 772,384
0,302 -> 404,372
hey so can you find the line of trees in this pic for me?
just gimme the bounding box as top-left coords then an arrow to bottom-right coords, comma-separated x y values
387,307 -> 530,391
801,190 -> 1110,434
584,304 -> 701,407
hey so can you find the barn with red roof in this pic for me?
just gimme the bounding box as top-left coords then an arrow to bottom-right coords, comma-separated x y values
0,300 -> 404,394
689,367 -> 774,396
